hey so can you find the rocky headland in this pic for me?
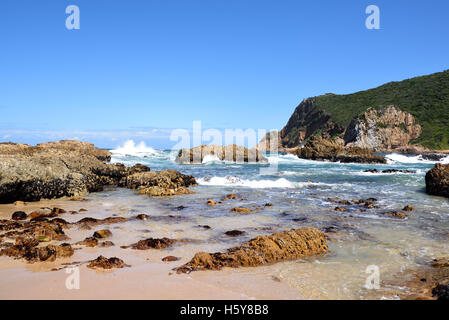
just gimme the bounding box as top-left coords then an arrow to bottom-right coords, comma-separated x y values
257,70 -> 449,162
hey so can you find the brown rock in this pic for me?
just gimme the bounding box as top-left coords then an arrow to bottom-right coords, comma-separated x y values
162,256 -> 179,262
175,227 -> 327,273
129,238 -> 176,250
77,237 -> 98,247
93,229 -> 112,239
223,194 -> 238,200
402,205 -> 413,212
87,255 -> 125,269
225,230 -> 245,237
99,241 -> 114,248
206,199 -> 216,206
231,207 -> 253,214
334,207 -> 348,212
383,211 -> 407,219
11,211 -> 27,221
175,144 -> 268,164
135,214 -> 149,220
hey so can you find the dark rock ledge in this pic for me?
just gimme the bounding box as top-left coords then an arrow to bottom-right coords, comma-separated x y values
0,140 -> 197,203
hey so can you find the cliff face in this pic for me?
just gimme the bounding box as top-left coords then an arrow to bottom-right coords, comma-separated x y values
270,70 -> 449,151
344,106 -> 422,152
275,99 -> 422,153
279,98 -> 344,148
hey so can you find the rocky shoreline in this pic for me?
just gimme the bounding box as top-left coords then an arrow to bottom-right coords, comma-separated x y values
1,139 -> 448,300
0,140 -> 197,203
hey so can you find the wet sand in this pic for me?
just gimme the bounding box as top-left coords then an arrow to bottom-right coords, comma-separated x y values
1,186 -> 447,300
0,195 -> 302,300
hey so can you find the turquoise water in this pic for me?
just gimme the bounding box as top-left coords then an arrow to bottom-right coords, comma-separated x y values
106,141 -> 449,299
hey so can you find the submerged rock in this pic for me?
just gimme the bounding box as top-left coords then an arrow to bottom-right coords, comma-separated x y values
93,229 -> 112,239
11,211 -> 27,221
77,237 -> 98,247
175,144 -> 268,164
99,241 -> 114,248
175,227 -> 327,273
231,207 -> 253,214
0,241 -> 74,262
426,164 -> 449,198
162,256 -> 179,262
223,194 -> 238,200
383,211 -> 407,219
135,214 -> 149,220
364,169 -> 415,174
87,255 -> 125,269
129,237 -> 176,250
225,230 -> 245,237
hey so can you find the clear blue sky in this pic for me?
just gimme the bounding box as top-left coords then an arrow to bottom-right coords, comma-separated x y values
1,0 -> 448,148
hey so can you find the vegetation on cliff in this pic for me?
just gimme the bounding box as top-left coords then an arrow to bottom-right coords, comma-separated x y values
282,70 -> 449,150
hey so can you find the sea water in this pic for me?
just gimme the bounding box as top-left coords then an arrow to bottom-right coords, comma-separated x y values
95,140 -> 449,299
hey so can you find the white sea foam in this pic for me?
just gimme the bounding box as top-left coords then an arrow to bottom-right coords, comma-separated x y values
197,176 -> 298,188
196,175 -> 337,189
111,140 -> 159,157
201,154 -> 222,164
386,153 -> 449,164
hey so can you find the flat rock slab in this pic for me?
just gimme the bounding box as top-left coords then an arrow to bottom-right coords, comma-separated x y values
175,227 -> 327,273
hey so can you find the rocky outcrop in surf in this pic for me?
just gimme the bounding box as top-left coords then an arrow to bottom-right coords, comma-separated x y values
0,140 -> 197,203
121,169 -> 197,197
425,164 -> 449,198
175,144 -> 268,164
296,136 -> 386,164
175,227 -> 327,273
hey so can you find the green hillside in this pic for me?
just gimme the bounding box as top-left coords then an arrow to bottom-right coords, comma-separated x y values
310,70 -> 449,150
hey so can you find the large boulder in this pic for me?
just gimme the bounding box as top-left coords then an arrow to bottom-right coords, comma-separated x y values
297,136 -> 386,164
426,164 -> 449,198
175,227 -> 327,273
0,140 -> 197,203
175,144 -> 268,164
120,169 -> 197,197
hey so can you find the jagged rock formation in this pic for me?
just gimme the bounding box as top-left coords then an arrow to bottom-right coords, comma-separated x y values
426,164 -> 449,198
274,101 -> 422,154
175,227 -> 327,273
297,136 -> 386,164
175,144 -> 268,164
0,140 -> 196,203
344,106 -> 421,152
266,70 -> 449,152
279,98 -> 345,149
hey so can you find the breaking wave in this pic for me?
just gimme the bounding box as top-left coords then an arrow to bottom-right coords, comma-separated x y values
111,140 -> 160,157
